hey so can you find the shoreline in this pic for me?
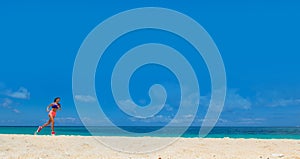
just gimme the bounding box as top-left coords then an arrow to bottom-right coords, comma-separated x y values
1,126 -> 300,140
1,134 -> 300,159
1,133 -> 300,140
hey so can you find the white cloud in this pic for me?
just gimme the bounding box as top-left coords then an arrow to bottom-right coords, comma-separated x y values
129,114 -> 172,123
74,95 -> 96,103
266,98 -> 300,107
181,92 -> 200,108
0,85 -> 28,114
128,113 -> 199,126
0,98 -> 13,108
116,88 -> 251,125
6,87 -> 30,99
0,119 -> 15,123
171,114 -> 197,125
217,118 -> 229,123
255,90 -> 300,107
236,118 -> 265,125
224,89 -> 251,110
117,88 -> 200,124
55,117 -> 77,123
165,104 -> 173,112
118,99 -> 135,106
199,89 -> 251,111
117,99 -> 166,118
80,116 -> 110,126
0,98 -> 21,114
12,109 -> 20,113
216,117 -> 266,126
118,99 -> 137,114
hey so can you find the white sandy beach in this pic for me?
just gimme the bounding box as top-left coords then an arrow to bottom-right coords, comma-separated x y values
0,134 -> 299,159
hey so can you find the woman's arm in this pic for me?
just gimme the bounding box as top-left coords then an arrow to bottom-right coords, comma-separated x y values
58,103 -> 62,110
46,103 -> 53,112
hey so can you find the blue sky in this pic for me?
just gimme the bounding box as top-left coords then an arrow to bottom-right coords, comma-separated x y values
0,0 -> 299,126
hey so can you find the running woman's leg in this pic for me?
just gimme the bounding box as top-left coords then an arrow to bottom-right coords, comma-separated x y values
49,115 -> 55,133
41,118 -> 51,128
35,116 -> 51,134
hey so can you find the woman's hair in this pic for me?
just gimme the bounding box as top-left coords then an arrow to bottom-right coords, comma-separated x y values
54,97 -> 60,102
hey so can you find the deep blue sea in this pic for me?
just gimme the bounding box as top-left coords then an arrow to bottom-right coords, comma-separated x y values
0,126 -> 299,139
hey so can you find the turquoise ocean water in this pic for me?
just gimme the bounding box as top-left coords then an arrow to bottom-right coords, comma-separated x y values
0,126 -> 300,139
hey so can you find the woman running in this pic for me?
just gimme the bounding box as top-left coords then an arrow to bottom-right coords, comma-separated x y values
35,97 -> 61,135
